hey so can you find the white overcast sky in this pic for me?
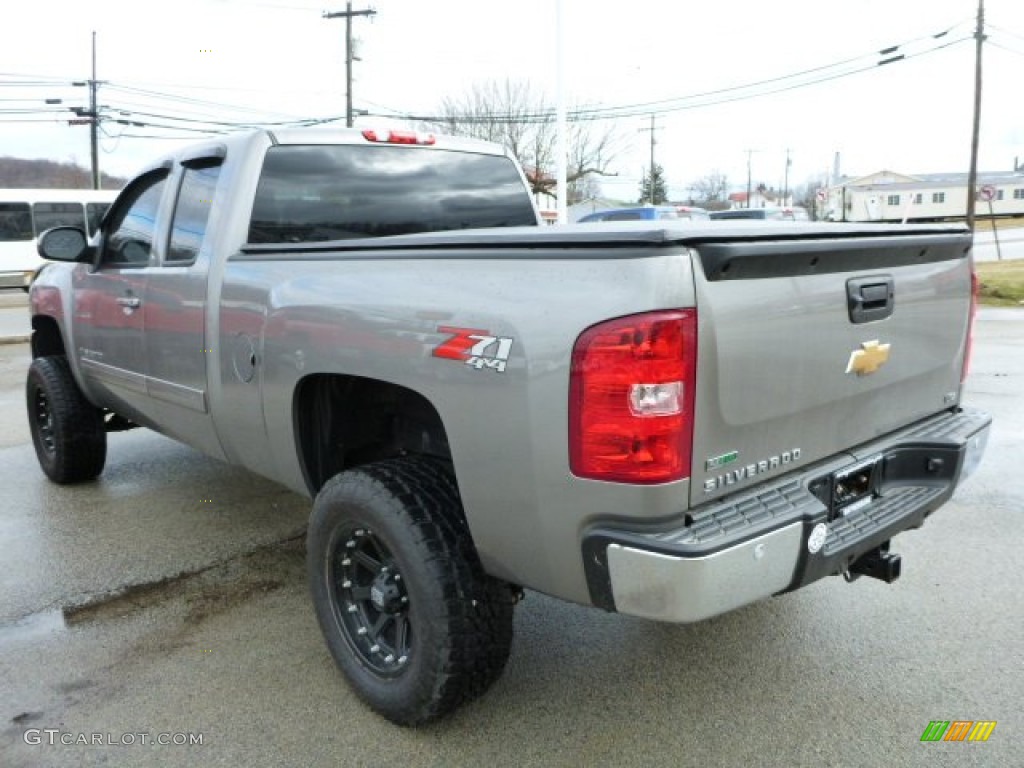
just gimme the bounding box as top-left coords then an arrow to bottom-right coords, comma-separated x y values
2,0 -> 1023,200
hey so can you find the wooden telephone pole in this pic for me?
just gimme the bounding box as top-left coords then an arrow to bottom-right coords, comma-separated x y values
966,0 -> 985,230
324,2 -> 377,127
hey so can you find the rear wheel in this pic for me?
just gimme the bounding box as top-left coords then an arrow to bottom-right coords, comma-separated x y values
26,356 -> 106,483
307,457 -> 515,725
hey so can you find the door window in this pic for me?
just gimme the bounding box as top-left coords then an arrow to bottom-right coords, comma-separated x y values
166,163 -> 222,266
102,172 -> 168,267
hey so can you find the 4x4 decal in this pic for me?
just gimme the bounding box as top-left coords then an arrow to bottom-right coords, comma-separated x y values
433,326 -> 514,373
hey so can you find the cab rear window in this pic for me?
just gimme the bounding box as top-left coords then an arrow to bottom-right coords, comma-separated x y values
248,144 -> 538,243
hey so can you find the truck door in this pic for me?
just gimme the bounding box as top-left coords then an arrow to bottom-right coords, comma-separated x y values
72,169 -> 169,420
141,155 -> 226,459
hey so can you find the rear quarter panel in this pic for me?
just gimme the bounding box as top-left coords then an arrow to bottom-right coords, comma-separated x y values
218,247 -> 697,605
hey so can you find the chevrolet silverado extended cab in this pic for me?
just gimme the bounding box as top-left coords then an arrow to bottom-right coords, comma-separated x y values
27,128 -> 991,725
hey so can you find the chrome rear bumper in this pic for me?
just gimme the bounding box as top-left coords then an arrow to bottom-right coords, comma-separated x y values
582,407 -> 991,623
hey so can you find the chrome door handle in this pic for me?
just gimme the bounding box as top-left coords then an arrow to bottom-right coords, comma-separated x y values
116,297 -> 142,308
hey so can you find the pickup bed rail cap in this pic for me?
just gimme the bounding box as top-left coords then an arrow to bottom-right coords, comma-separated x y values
239,221 -> 972,256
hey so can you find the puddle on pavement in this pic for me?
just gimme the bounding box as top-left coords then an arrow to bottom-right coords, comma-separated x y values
0,533 -> 305,647
0,608 -> 67,648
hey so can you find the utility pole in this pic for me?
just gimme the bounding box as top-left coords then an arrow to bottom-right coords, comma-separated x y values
639,115 -> 661,203
555,0 -> 567,223
70,32 -> 102,187
782,148 -> 791,207
324,2 -> 377,127
89,31 -> 99,189
745,149 -> 754,208
966,0 -> 985,230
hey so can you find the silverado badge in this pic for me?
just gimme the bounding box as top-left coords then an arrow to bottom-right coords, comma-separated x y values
846,339 -> 891,376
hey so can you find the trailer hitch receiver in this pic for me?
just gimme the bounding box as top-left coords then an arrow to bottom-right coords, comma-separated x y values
847,541 -> 902,584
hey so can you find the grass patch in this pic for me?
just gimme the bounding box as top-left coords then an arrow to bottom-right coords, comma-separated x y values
976,259 -> 1024,306
975,216 -> 1024,232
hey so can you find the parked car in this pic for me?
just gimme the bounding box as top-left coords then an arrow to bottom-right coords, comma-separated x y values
709,206 -> 809,221
578,205 -> 709,222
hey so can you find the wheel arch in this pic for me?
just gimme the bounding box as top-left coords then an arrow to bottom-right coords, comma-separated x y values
293,373 -> 454,496
30,314 -> 66,359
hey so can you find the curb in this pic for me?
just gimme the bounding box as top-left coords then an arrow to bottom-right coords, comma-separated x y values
0,335 -> 30,346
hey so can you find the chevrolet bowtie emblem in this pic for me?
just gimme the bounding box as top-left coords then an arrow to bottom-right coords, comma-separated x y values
846,339 -> 891,376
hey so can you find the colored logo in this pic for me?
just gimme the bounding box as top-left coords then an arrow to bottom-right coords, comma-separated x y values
846,339 -> 891,376
433,326 -> 514,374
920,720 -> 996,742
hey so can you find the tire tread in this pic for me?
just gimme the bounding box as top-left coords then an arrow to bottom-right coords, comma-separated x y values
26,355 -> 106,483
310,456 -> 515,725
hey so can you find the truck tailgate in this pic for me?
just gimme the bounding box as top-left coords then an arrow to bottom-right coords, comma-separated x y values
689,232 -> 973,506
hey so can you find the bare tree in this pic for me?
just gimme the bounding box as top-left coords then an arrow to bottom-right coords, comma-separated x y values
568,174 -> 603,206
793,173 -> 829,219
432,79 -> 620,202
689,170 -> 729,209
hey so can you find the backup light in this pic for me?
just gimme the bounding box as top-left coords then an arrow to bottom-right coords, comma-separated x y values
629,382 -> 683,417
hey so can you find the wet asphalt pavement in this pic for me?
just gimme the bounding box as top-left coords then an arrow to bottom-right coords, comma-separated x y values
0,308 -> 1021,767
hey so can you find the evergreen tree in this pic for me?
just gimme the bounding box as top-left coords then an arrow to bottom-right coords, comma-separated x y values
638,164 -> 668,204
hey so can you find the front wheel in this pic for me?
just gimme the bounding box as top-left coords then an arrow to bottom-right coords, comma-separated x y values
26,355 -> 107,483
307,457 -> 515,725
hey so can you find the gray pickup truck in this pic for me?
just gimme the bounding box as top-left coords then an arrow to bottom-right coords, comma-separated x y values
27,128 -> 991,725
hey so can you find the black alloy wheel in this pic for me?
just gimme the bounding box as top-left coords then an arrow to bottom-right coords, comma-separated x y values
307,456 -> 515,725
331,524 -> 412,675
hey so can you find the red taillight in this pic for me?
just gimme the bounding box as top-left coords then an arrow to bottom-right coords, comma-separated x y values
570,310 -> 697,484
962,268 -> 978,382
361,129 -> 436,145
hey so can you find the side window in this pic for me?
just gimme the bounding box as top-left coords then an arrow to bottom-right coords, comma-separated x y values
0,203 -> 33,242
606,210 -> 644,221
102,172 -> 168,267
32,202 -> 86,235
166,162 -> 221,266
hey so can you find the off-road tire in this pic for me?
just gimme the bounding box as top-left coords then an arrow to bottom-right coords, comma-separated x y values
307,456 -> 515,725
26,355 -> 106,483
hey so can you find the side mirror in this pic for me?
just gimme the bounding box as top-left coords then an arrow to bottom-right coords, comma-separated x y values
38,227 -> 91,263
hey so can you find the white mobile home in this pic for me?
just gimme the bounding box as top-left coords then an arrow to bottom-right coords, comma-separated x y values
825,169 -> 1024,222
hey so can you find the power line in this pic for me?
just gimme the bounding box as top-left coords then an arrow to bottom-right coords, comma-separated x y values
377,29 -> 973,125
0,16 -> 983,143
986,22 -> 1024,43
565,18 -> 973,119
1,20 -> 974,131
100,104 -> 338,129
103,83 -> 304,119
987,40 -> 1024,57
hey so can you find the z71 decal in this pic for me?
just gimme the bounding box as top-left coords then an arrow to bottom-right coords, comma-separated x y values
433,326 -> 514,373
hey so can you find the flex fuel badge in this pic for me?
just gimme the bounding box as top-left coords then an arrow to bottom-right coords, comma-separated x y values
705,451 -> 739,471
433,326 -> 514,373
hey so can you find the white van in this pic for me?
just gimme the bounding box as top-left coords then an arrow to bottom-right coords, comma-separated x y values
0,188 -> 117,289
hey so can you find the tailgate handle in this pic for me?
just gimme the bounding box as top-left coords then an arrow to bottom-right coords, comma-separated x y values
847,276 -> 894,323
